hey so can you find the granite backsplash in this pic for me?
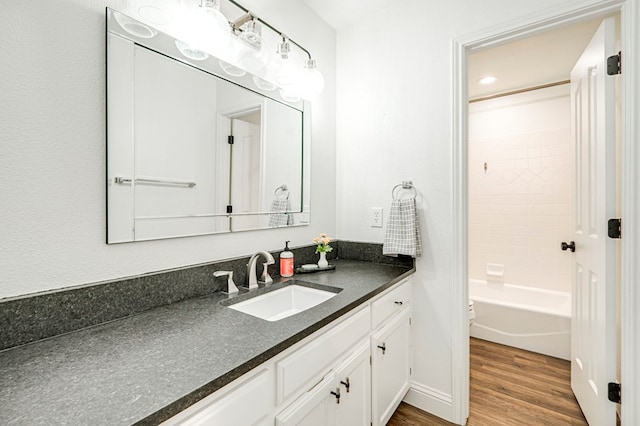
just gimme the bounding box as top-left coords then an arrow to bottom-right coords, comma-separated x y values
0,241 -> 413,351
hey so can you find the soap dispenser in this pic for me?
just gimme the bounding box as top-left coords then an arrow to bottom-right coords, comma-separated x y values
280,241 -> 294,277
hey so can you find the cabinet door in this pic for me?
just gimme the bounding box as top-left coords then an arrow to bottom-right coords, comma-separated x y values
371,307 -> 411,426
335,341 -> 371,426
165,368 -> 271,426
276,372 -> 338,426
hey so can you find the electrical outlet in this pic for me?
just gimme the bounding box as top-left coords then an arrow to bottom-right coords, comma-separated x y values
371,207 -> 383,228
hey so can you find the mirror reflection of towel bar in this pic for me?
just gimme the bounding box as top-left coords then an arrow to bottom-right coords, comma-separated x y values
114,177 -> 196,188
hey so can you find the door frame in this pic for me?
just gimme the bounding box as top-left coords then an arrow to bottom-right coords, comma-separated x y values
450,0 -> 639,424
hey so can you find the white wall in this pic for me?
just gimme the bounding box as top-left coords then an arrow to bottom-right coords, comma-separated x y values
0,0 -> 336,299
468,85 -> 573,292
334,0 -> 610,421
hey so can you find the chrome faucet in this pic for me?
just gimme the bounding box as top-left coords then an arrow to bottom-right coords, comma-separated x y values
246,251 -> 275,289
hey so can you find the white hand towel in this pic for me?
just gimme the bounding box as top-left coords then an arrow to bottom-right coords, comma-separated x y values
383,198 -> 422,258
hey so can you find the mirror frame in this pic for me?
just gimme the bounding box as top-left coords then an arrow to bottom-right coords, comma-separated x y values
105,8 -> 311,243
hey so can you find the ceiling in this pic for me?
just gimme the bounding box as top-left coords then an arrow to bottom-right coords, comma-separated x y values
302,1 -> 603,101
468,19 -> 602,99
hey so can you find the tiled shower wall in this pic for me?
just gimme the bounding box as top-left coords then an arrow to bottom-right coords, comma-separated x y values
468,85 -> 573,292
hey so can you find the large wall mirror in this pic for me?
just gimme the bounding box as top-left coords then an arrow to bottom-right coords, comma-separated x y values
106,9 -> 310,243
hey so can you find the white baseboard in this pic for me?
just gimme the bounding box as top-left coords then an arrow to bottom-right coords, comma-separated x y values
403,381 -> 460,424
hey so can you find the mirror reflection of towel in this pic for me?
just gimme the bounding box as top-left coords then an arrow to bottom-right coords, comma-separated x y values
383,198 -> 422,258
269,198 -> 292,227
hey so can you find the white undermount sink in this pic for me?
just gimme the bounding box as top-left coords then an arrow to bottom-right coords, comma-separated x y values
228,285 -> 338,322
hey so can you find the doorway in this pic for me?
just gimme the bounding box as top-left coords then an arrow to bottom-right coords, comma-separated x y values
450,2 -> 639,425
466,15 -> 619,425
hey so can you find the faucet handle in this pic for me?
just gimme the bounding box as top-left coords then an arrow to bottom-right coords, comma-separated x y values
259,262 -> 274,285
213,271 -> 239,295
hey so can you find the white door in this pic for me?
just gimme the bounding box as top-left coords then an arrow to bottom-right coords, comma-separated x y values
569,17 -> 617,426
335,342 -> 371,426
275,372 -> 337,426
371,307 -> 411,426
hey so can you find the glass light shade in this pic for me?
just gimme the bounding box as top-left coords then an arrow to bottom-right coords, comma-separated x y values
174,4 -> 230,60
297,67 -> 325,99
135,0 -> 173,25
175,39 -> 209,61
269,55 -> 301,87
230,35 -> 269,73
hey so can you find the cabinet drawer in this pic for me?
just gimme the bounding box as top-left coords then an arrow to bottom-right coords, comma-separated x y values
371,279 -> 411,330
277,306 -> 370,404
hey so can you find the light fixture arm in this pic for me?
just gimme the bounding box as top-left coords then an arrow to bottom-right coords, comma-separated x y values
226,0 -> 313,60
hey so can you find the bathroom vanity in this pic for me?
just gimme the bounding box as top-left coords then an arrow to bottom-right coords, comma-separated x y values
165,273 -> 412,426
0,258 -> 414,425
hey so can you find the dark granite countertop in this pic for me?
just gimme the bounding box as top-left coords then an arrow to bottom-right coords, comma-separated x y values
0,259 -> 414,425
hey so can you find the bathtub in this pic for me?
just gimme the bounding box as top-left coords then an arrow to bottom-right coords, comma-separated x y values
469,279 -> 571,360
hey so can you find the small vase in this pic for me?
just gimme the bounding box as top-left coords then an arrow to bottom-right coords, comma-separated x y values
317,251 -> 328,268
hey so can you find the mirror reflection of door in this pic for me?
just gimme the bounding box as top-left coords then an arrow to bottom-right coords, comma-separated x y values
106,11 -> 309,243
225,108 -> 263,231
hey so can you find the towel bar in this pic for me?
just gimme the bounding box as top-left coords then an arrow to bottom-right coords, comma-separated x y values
114,176 -> 196,188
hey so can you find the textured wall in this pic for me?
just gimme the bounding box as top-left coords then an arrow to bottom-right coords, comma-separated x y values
0,0 -> 336,299
333,0 -> 604,421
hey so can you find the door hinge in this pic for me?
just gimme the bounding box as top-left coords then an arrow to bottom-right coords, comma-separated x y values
228,135 -> 235,144
409,317 -> 412,326
607,51 -> 621,75
608,382 -> 621,403
410,367 -> 412,375
369,355 -> 372,366
226,205 -> 233,214
608,218 -> 621,239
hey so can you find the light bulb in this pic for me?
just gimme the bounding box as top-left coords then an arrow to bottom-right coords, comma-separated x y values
298,58 -> 325,99
174,0 -> 230,59
269,54 -> 300,87
478,75 -> 499,85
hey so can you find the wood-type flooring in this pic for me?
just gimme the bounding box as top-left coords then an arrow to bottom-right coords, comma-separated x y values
387,338 -> 588,425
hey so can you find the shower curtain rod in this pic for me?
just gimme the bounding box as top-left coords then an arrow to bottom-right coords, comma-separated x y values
469,79 -> 570,104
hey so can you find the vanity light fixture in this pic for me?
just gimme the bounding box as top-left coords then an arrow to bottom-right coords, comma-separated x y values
133,0 -> 325,99
224,0 -> 325,99
174,0 -> 230,59
231,17 -> 269,72
277,36 -> 291,60
298,58 -> 325,99
478,75 -> 499,85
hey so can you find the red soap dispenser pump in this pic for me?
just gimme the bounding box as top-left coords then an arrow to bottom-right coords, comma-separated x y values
280,241 -> 294,277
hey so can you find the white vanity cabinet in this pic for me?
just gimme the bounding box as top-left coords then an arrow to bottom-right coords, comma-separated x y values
335,341 -> 371,426
275,340 -> 371,426
162,368 -> 273,426
164,277 -> 413,426
371,307 -> 411,426
370,278 -> 413,426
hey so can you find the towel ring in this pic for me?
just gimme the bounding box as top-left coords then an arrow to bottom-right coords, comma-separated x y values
274,184 -> 289,200
392,181 -> 417,200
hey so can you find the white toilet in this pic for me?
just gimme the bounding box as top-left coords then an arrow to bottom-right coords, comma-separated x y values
468,300 -> 476,326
